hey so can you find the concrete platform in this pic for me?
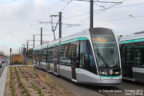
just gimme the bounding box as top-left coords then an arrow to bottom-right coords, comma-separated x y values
0,66 -> 8,96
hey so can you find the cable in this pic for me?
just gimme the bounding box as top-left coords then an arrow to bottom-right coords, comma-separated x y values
60,0 -> 73,12
69,2 -> 121,24
108,2 -> 144,9
63,0 -> 125,20
63,8 -> 104,19
90,15 -> 144,26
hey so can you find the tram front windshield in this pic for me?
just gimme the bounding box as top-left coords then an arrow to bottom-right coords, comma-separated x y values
91,31 -> 120,68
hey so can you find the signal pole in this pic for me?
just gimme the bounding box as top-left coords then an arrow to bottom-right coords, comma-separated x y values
90,0 -> 93,29
59,12 -> 62,38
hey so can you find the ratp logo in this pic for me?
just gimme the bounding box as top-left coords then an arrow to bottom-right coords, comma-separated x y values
109,69 -> 113,75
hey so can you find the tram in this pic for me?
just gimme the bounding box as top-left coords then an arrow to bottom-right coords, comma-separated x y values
33,27 -> 122,86
120,31 -> 144,82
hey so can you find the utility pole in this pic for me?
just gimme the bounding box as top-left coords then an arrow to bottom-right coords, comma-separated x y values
21,47 -> 23,54
39,15 -> 79,40
40,27 -> 43,45
59,12 -> 62,38
90,0 -> 93,29
33,35 -> 35,48
27,41 -> 29,52
19,49 -> 20,54
22,44 -> 26,65
26,41 -> 29,64
10,48 -> 12,65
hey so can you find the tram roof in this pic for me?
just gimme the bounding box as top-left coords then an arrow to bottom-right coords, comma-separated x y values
34,27 -> 113,49
120,31 -> 144,44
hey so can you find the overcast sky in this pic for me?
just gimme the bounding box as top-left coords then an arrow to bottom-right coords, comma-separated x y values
0,0 -> 144,55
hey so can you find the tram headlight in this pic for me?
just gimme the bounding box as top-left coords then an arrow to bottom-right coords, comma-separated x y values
99,71 -> 108,75
114,72 -> 120,75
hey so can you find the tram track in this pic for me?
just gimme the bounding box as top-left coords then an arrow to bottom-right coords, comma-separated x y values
36,67 -> 144,96
78,80 -> 144,96
115,80 -> 144,96
94,80 -> 144,96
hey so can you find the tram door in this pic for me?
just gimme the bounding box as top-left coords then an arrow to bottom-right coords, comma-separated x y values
35,54 -> 37,66
38,51 -> 41,68
122,46 -> 133,78
48,63 -> 50,70
71,42 -> 79,80
72,64 -> 76,79
54,63 -> 57,72
47,48 -> 53,71
45,49 -> 49,71
54,47 -> 58,73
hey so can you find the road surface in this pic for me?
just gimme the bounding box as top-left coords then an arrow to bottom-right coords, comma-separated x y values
0,62 -> 6,77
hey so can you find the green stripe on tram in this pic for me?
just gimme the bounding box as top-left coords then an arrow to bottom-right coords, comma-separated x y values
60,37 -> 88,45
77,37 -> 88,41
34,37 -> 88,50
48,43 -> 59,48
100,75 -> 120,78
120,38 -> 144,44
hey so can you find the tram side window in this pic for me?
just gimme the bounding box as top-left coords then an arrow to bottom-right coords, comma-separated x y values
45,48 -> 48,62
80,40 -> 97,74
60,43 -> 71,66
60,41 -> 79,66
48,47 -> 53,63
134,46 -> 144,68
126,46 -> 134,65
41,49 -> 44,62
69,42 -> 79,67
120,44 -> 126,64
43,49 -> 48,62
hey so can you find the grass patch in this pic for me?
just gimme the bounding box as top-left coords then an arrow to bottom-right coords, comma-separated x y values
31,82 -> 45,96
14,67 -> 30,96
9,67 -> 16,96
18,67 -> 29,81
27,67 -> 65,89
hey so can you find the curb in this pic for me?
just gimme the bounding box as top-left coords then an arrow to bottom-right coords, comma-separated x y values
0,66 -> 8,96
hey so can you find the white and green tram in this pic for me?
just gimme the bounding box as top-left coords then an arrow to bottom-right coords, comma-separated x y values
120,31 -> 144,82
33,27 -> 122,86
